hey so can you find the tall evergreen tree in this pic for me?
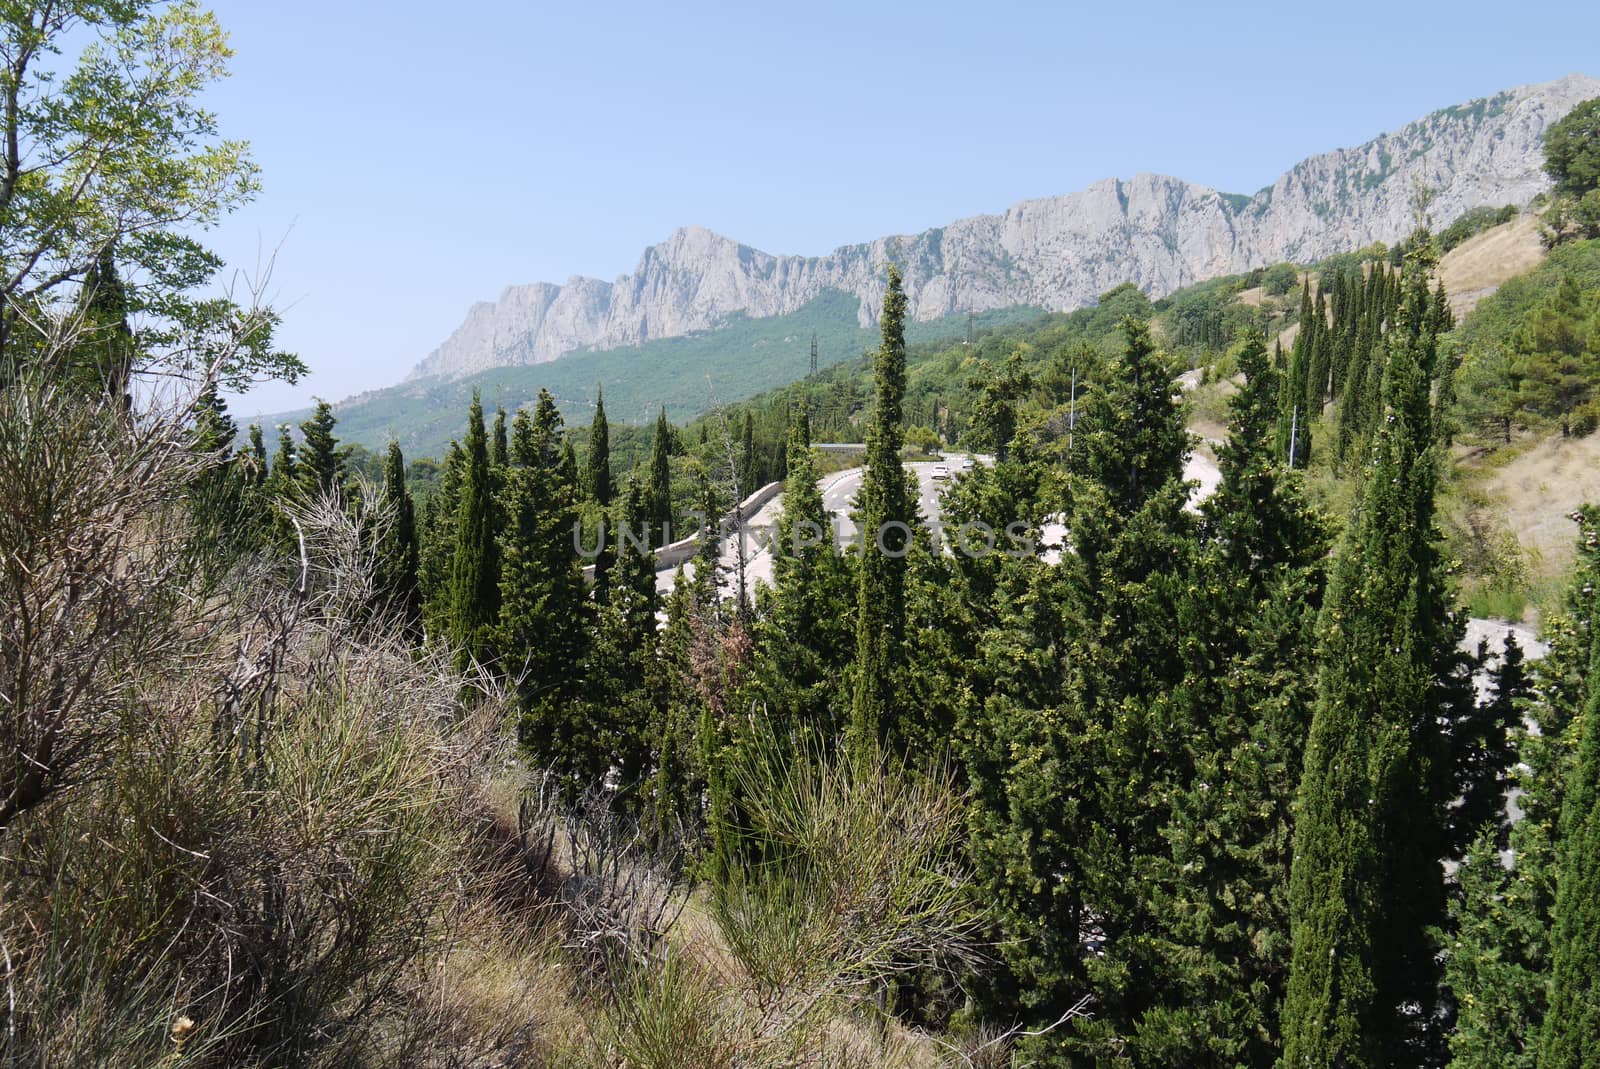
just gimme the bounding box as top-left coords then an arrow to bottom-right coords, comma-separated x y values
587,385 -> 614,506
649,407 -> 674,547
1130,327 -> 1329,1067
1539,613 -> 1600,1068
492,406 -> 508,470
296,399 -> 342,501
70,247 -> 135,404
418,440 -> 464,640
375,440 -> 420,624
848,260 -> 917,756
753,403 -> 854,745
449,391 -> 500,668
499,391 -> 590,780
587,479 -> 663,804
1282,251 -> 1452,1069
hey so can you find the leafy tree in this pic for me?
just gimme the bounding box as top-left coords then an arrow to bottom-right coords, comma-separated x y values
587,385 -> 614,506
1264,262 -> 1300,296
0,0 -> 302,388
1544,97 -> 1600,199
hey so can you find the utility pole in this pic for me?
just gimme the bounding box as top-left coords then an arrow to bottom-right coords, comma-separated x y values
965,312 -> 974,347
809,333 -> 818,377
1288,404 -> 1299,469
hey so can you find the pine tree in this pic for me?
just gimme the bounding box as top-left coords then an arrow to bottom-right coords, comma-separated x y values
375,440 -> 420,624
848,260 -> 916,756
1282,253 -> 1453,1069
296,399 -> 342,501
587,385 -> 614,506
449,391 -> 500,668
189,382 -> 248,548
1517,276 -> 1598,438
649,407 -> 674,547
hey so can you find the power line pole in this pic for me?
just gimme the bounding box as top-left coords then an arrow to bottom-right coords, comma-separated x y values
809,332 -> 818,377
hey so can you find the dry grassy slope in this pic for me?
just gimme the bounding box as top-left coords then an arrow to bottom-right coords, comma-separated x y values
1479,433 -> 1600,585
1437,213 -> 1547,317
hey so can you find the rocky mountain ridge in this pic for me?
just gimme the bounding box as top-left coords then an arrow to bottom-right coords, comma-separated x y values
413,73 -> 1600,381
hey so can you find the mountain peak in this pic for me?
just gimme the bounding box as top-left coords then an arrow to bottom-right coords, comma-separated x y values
409,74 -> 1599,382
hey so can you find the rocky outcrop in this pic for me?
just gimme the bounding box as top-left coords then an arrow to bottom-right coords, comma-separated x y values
412,74 -> 1600,381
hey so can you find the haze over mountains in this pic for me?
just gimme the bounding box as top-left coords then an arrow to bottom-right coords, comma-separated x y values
411,73 -> 1599,383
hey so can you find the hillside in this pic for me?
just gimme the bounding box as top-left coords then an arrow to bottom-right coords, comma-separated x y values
411,74 -> 1598,381
280,293 -> 1042,458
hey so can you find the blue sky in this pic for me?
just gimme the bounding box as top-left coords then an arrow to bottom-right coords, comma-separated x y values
205,0 -> 1600,419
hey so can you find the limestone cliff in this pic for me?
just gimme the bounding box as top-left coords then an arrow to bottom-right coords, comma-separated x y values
412,74 -> 1599,380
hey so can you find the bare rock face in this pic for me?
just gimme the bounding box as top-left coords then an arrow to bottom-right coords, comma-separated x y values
412,74 -> 1600,381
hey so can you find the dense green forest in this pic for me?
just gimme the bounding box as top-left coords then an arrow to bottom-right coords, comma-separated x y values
5,3 -> 1600,1067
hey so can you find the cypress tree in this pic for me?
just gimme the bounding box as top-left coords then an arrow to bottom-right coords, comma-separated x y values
753,403 -> 854,745
739,409 -> 756,495
1452,507 -> 1600,1069
376,440 -> 420,624
1282,252 -> 1452,1068
189,383 -> 249,550
587,385 -> 614,506
587,479 -> 663,803
449,391 -> 500,668
1280,280 -> 1315,466
1446,824 -> 1554,1069
492,406 -> 508,470
418,440 -> 463,640
847,260 -> 916,756
1110,326 -> 1328,1067
499,391 -> 590,779
649,407 -> 674,547
72,247 -> 135,404
1539,626 -> 1600,1068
